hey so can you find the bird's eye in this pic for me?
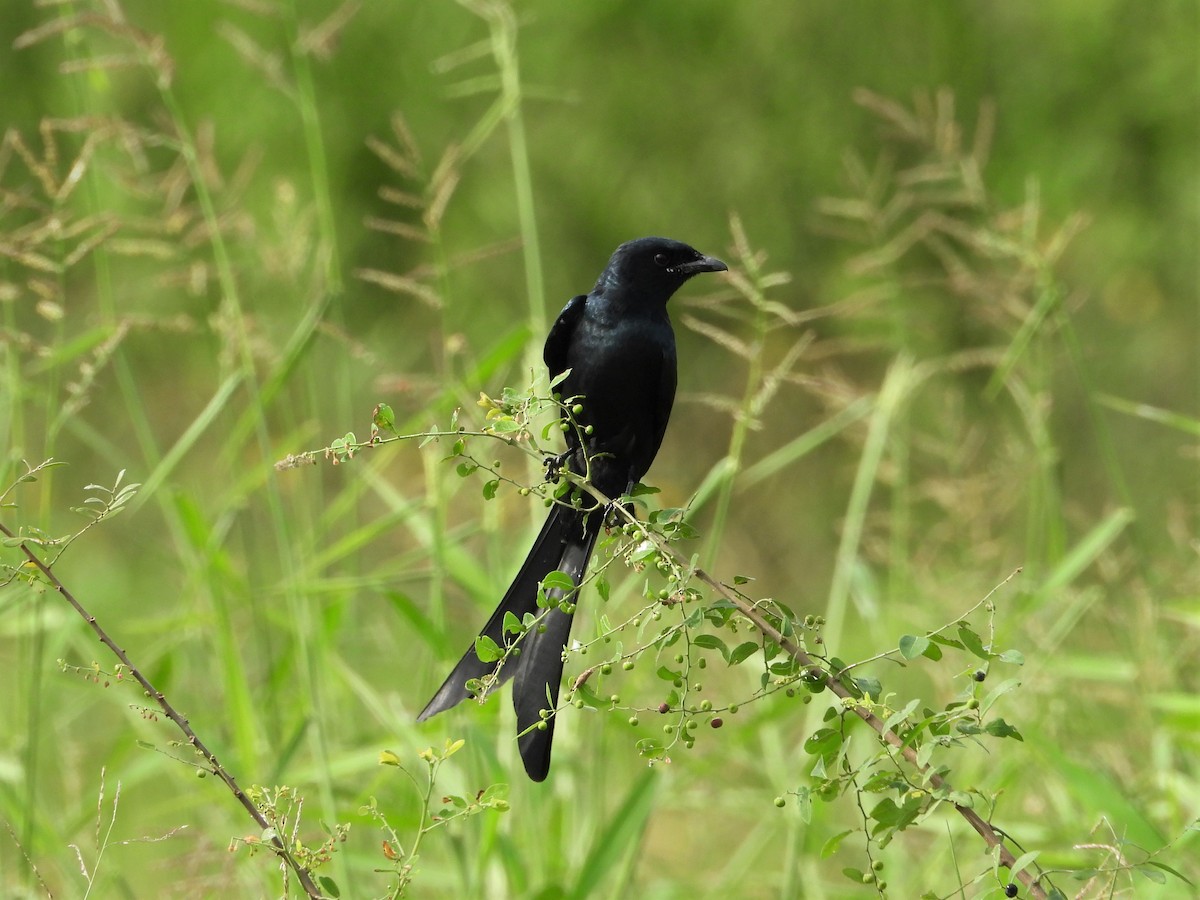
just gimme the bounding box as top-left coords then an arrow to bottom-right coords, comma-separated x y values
653,253 -> 669,267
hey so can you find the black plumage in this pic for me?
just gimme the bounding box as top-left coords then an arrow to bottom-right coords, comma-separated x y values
418,237 -> 726,780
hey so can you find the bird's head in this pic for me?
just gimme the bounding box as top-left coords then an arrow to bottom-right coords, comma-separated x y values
595,237 -> 727,303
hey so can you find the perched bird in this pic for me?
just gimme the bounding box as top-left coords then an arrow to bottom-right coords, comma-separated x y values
418,237 -> 727,780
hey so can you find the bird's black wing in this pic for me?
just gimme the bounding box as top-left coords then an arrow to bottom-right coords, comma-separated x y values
544,294 -> 587,379
651,341 -> 678,469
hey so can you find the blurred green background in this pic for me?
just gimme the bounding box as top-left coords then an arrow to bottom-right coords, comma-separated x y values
1,1 -> 1196,897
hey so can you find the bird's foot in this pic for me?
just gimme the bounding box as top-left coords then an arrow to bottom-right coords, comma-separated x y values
542,450 -> 571,482
603,498 -> 637,530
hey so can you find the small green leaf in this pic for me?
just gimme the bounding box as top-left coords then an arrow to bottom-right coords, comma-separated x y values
899,634 -> 930,659
957,623 -> 990,660
318,875 -> 341,897
997,648 -> 1025,665
474,635 -> 503,663
488,417 -> 522,434
693,634 -> 730,662
378,750 -> 402,767
482,479 -> 500,500
1138,865 -> 1167,884
821,829 -> 854,858
540,571 -> 575,594
732,574 -> 754,585
855,677 -> 882,701
729,641 -> 759,665
628,482 -> 661,497
502,611 -> 522,636
1143,860 -> 1194,885
983,718 -> 1023,740
1009,850 -> 1039,878
635,738 -> 664,758
372,402 -> 396,434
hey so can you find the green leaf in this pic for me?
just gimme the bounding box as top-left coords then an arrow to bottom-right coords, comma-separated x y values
635,738 -> 664,758
733,574 -> 754,585
804,728 -> 843,767
378,750 -> 402,767
488,417 -> 522,434
482,479 -> 499,500
729,641 -> 759,665
997,648 -> 1025,665
1009,850 -> 1039,878
855,677 -> 882,700
882,698 -> 921,733
869,794 -> 923,832
1138,865 -> 1167,884
899,634 -> 930,659
372,402 -> 396,434
821,829 -> 854,858
983,718 -> 1023,740
1142,860 -> 1194,885
922,641 -> 943,661
479,783 -> 509,804
628,482 -> 660,497
502,611 -> 522,636
541,570 -> 575,594
692,634 -> 730,662
841,868 -> 866,884
957,623 -> 990,660
474,635 -> 503,663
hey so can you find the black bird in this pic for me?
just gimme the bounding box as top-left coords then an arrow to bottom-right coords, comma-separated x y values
418,237 -> 727,780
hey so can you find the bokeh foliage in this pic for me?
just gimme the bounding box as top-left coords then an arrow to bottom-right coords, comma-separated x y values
1,1 -> 1196,897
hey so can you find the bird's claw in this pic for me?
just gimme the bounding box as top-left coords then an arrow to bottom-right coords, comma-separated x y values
542,451 -> 570,483
603,498 -> 636,530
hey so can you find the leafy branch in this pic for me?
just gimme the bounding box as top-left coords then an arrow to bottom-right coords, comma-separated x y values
296,398 -> 1053,897
0,471 -> 332,900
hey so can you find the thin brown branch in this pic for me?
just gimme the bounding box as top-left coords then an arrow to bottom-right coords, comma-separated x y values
591,493 -> 1049,900
0,522 -> 326,900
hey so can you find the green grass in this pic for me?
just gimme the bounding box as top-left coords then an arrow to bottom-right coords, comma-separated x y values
1,2 -> 1197,898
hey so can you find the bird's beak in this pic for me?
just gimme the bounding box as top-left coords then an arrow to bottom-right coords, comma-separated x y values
674,254 -> 728,276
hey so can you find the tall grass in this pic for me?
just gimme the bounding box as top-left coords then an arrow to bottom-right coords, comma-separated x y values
0,2 -> 1195,898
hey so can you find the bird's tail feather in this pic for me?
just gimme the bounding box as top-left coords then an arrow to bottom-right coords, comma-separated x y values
417,503 -> 596,748
513,519 -> 600,780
